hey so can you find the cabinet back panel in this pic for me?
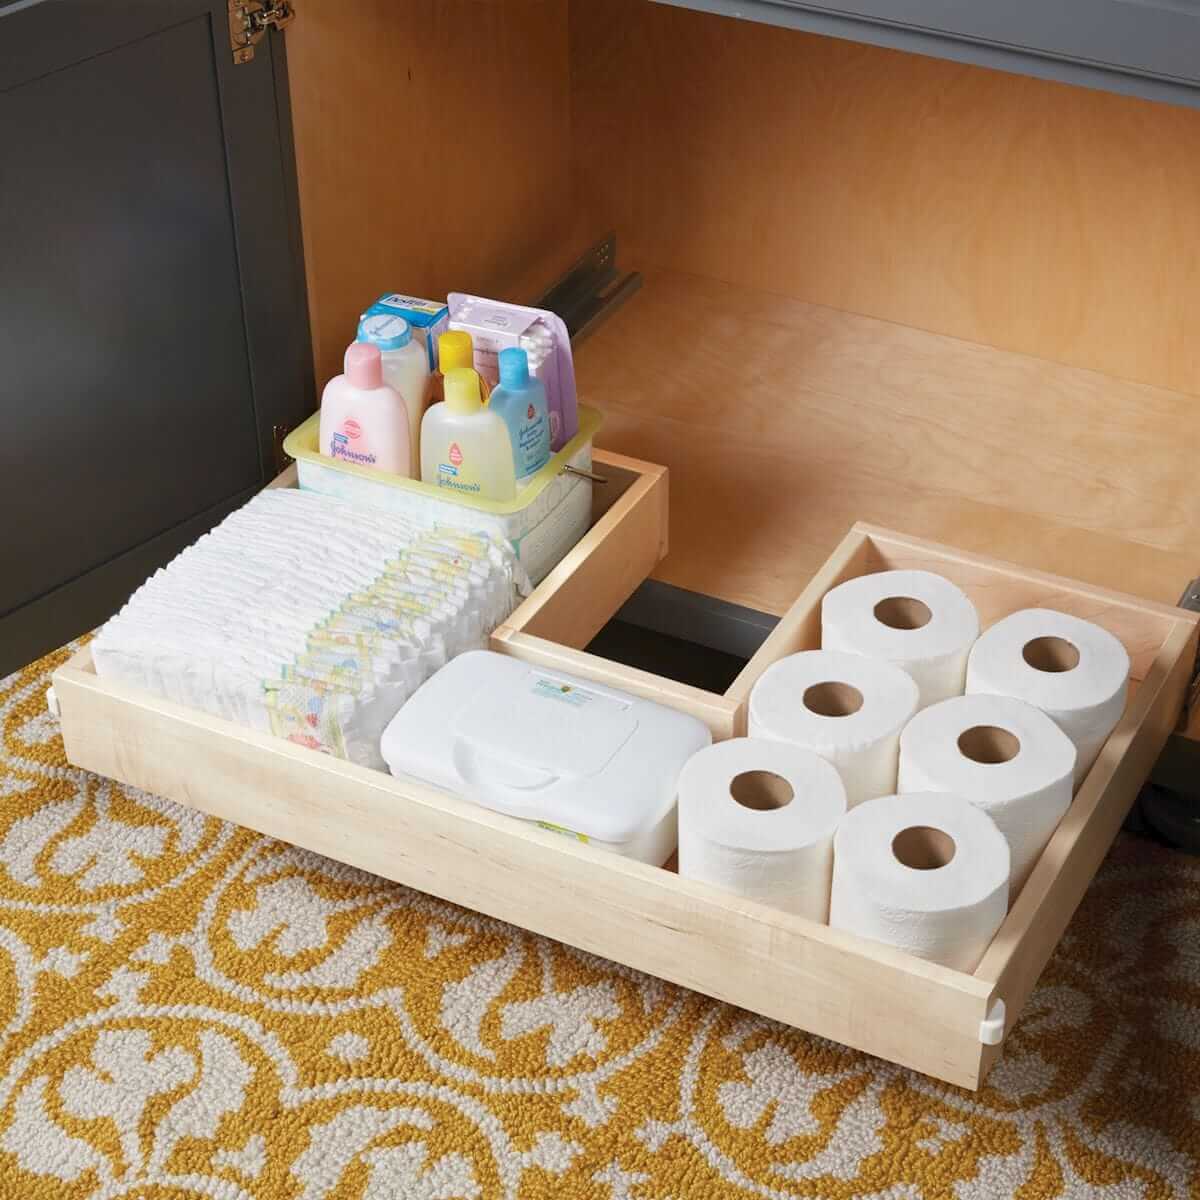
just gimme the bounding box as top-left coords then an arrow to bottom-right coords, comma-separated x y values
570,0 -> 1200,400
573,271 -> 1200,614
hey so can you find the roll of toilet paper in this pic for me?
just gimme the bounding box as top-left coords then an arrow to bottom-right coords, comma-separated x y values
898,694 -> 1075,893
678,737 -> 848,921
821,570 -> 980,708
966,608 -> 1130,787
830,793 -> 1010,971
749,650 -> 920,808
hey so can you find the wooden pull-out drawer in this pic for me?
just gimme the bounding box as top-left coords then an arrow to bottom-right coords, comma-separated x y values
52,466 -> 1196,1089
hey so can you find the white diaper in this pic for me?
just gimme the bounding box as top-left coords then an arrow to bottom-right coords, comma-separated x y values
92,488 -> 530,766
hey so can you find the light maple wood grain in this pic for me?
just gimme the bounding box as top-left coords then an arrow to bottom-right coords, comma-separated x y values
492,450 -> 742,736
500,451 -> 668,650
285,0 -> 1200,632
569,0 -> 1200,399
725,525 -> 879,711
859,525 -> 1186,682
573,271 -> 1200,618
289,0 -> 1200,397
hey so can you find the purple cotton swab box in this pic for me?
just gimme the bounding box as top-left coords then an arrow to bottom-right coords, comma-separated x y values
448,293 -> 578,450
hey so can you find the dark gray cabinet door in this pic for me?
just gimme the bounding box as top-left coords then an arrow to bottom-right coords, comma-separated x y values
0,0 -> 311,676
654,0 -> 1200,109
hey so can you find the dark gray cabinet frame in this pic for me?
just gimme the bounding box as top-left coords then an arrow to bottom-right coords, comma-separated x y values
655,0 -> 1200,110
0,0 -> 313,676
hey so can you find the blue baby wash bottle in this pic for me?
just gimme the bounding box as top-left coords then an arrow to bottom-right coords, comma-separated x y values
489,347 -> 551,482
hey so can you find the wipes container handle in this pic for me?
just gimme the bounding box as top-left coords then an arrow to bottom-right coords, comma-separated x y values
451,739 -> 564,822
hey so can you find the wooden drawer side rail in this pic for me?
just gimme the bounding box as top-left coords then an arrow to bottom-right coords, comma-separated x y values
973,613 -> 1198,1076
500,449 -> 669,650
491,447 -> 747,738
725,525 -> 883,709
858,524 -> 1188,682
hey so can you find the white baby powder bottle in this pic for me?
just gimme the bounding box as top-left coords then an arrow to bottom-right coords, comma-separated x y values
420,368 -> 516,502
319,342 -> 411,476
356,312 -> 430,477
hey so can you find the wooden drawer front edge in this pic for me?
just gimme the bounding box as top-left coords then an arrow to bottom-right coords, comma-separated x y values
54,647 -> 994,1089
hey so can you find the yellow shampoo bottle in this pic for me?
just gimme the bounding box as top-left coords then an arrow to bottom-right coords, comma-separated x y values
420,367 -> 516,502
432,330 -> 491,406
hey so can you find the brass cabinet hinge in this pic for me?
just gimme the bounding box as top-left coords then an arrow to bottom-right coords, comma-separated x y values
229,0 -> 295,65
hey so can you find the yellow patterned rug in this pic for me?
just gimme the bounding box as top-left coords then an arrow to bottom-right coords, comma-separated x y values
0,645 -> 1198,1199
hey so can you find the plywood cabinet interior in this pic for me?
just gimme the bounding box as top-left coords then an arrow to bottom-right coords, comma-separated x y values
286,0 -> 1200,617
571,1 -> 1200,401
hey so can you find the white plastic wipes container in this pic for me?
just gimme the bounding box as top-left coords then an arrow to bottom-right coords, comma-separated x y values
380,651 -> 712,863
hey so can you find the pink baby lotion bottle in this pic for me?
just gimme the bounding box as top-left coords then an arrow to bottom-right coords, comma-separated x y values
319,341 -> 411,476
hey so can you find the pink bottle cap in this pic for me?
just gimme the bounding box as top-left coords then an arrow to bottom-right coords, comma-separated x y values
344,341 -> 383,389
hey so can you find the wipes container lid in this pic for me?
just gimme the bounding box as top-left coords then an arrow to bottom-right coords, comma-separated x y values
380,651 -> 711,847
